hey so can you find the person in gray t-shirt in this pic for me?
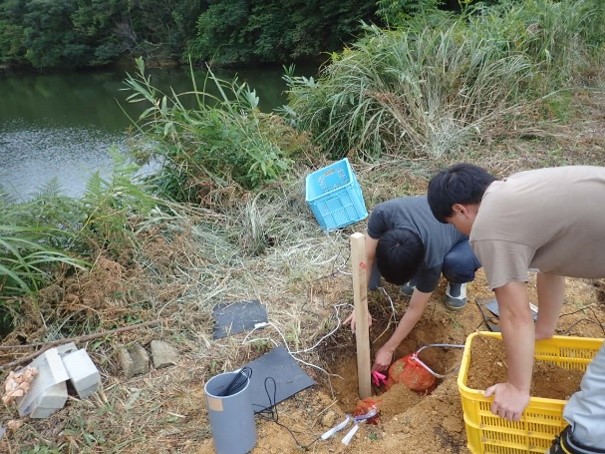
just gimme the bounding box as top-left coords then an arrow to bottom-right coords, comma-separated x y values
344,195 -> 480,372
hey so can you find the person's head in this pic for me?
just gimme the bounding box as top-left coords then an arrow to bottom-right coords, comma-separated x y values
375,228 -> 424,285
427,163 -> 496,234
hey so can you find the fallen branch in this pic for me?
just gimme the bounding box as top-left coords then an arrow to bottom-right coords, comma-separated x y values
560,317 -> 601,335
0,320 -> 161,371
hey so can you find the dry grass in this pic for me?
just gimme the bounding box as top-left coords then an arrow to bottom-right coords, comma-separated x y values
0,85 -> 604,453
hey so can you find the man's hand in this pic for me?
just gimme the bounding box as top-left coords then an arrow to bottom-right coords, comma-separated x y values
343,312 -> 372,333
485,382 -> 530,421
372,345 -> 394,372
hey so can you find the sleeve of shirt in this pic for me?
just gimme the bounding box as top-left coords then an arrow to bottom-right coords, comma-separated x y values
471,239 -> 535,290
367,207 -> 387,239
414,266 -> 441,293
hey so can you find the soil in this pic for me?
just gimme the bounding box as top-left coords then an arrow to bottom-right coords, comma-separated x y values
197,272 -> 605,454
467,335 -> 585,400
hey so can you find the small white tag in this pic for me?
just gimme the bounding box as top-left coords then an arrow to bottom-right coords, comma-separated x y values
321,416 -> 350,440
341,424 -> 359,445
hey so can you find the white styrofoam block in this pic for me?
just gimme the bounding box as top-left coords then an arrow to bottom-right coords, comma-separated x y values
61,349 -> 101,396
25,382 -> 68,418
75,382 -> 100,399
34,348 -> 70,382
17,348 -> 69,417
55,342 -> 78,357
29,406 -> 61,419
34,382 -> 68,410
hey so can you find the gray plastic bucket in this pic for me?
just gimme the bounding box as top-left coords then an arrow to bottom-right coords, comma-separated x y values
204,371 -> 257,454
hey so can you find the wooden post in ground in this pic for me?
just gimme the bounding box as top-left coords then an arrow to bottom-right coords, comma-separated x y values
350,232 -> 371,399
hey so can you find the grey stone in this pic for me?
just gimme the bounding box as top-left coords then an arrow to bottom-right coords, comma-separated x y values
117,343 -> 150,379
117,347 -> 135,379
150,340 -> 178,369
128,343 -> 150,374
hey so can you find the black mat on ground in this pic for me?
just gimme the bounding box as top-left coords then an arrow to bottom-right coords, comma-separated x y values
212,300 -> 268,339
243,346 -> 315,413
486,298 -> 538,321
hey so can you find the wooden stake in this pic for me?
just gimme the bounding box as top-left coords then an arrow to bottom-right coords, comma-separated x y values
350,232 -> 371,399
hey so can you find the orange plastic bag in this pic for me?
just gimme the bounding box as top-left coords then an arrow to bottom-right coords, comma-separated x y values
353,397 -> 381,424
385,353 -> 436,392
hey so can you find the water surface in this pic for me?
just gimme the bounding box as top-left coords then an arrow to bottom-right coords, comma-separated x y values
0,65 -> 309,200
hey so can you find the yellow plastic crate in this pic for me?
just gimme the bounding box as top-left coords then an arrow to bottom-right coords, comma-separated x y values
458,331 -> 604,454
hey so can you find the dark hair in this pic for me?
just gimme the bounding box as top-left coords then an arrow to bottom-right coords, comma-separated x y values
427,163 -> 496,223
375,228 -> 424,285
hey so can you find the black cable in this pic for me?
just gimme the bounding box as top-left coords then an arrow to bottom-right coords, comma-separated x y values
256,376 -> 324,451
219,366 -> 253,397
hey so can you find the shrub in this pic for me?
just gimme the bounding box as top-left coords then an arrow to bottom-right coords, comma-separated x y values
123,58 -> 293,204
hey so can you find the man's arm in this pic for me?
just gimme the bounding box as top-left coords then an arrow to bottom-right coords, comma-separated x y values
486,281 -> 534,421
535,272 -> 565,340
372,289 -> 431,371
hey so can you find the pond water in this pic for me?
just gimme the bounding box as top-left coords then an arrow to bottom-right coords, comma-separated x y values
0,65 -> 312,201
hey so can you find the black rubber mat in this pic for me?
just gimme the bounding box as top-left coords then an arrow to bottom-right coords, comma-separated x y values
212,300 -> 268,339
243,346 -> 315,413
486,298 -> 538,321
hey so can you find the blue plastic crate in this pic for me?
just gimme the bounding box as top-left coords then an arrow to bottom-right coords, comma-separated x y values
305,158 -> 368,231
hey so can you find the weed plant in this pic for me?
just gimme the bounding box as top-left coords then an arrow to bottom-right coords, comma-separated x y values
285,0 -> 604,160
123,58 -> 294,204
0,222 -> 85,297
0,150 -> 157,301
79,148 -> 157,261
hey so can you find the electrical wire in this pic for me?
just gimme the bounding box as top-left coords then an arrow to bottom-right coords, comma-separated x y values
219,367 -> 252,397
256,376 -> 324,451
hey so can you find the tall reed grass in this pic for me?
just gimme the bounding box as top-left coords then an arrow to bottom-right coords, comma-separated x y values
285,0 -> 604,159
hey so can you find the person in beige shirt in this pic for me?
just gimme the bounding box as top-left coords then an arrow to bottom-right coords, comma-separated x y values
427,163 -> 605,454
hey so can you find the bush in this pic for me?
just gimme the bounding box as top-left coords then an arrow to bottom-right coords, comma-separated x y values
123,58 -> 293,204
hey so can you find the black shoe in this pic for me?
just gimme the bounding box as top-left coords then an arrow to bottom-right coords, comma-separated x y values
548,426 -> 605,454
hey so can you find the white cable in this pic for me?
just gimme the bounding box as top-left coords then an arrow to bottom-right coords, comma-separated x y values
379,287 -> 398,323
413,343 -> 466,378
239,303 -> 349,380
290,303 -> 350,354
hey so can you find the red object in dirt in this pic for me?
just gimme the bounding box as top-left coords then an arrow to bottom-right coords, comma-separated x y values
353,397 -> 381,425
385,353 -> 436,392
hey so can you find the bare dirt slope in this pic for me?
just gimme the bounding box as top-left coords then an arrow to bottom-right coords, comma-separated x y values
194,273 -> 605,454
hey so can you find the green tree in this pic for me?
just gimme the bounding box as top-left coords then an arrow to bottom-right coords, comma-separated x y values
70,0 -> 125,65
1,0 -> 206,69
189,0 -> 380,66
187,0 -> 250,65
121,0 -> 207,61
21,0 -> 128,68
23,0 -> 81,68
0,0 -> 28,65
